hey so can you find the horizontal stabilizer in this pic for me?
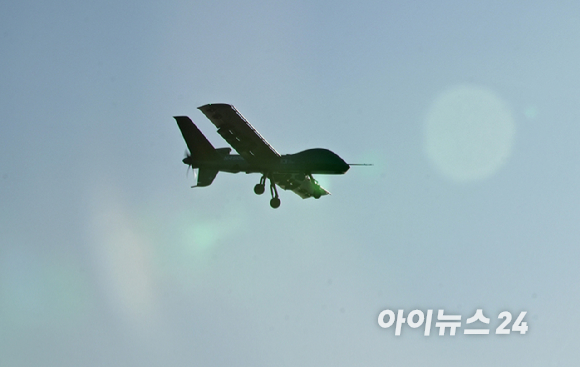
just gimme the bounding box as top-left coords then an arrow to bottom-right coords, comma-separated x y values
175,116 -> 219,161
195,168 -> 219,187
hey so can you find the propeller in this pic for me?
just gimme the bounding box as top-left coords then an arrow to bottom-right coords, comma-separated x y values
183,150 -> 196,183
184,150 -> 191,176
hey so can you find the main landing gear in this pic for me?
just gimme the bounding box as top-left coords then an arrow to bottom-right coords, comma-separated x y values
254,175 -> 266,195
269,182 -> 280,209
254,174 -> 281,208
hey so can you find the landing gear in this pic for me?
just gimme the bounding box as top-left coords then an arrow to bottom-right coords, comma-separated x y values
254,183 -> 265,195
254,174 -> 281,208
269,177 -> 280,209
270,197 -> 281,208
254,175 -> 266,195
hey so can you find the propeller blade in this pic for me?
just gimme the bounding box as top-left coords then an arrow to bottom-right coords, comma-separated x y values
184,149 -> 194,178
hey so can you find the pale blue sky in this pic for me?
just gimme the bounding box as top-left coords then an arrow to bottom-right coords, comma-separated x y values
2,1 -> 580,366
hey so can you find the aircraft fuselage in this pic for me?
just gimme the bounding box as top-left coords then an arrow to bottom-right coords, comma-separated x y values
183,148 -> 350,175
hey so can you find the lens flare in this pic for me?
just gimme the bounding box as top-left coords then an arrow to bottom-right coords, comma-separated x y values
424,85 -> 516,182
87,185 -> 158,326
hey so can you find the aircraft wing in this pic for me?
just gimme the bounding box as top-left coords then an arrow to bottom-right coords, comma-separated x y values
198,104 -> 280,163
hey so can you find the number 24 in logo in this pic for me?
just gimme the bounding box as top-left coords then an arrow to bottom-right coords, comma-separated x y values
497,311 -> 528,334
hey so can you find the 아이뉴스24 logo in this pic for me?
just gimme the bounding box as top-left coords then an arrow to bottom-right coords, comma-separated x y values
378,309 -> 528,336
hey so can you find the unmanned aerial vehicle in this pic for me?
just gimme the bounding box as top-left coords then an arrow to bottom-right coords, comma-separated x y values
176,104 -> 355,208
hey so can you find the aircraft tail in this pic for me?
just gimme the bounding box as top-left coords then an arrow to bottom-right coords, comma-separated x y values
174,116 -> 220,162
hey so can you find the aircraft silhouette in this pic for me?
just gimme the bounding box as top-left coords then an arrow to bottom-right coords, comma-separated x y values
175,103 -> 354,208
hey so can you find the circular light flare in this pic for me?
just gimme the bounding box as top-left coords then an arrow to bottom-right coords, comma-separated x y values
424,85 -> 516,182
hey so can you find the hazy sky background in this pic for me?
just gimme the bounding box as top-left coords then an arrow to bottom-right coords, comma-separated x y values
2,1 -> 580,366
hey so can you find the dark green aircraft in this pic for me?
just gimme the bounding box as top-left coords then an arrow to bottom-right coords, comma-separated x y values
175,103 -> 352,208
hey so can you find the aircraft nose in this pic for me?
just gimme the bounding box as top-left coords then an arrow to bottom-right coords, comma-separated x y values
343,161 -> 350,173
332,155 -> 349,173
333,155 -> 349,173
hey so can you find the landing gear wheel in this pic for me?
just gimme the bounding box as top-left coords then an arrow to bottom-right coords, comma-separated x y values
270,197 -> 281,209
266,175 -> 281,208
313,192 -> 321,199
254,175 -> 267,195
254,184 -> 265,195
